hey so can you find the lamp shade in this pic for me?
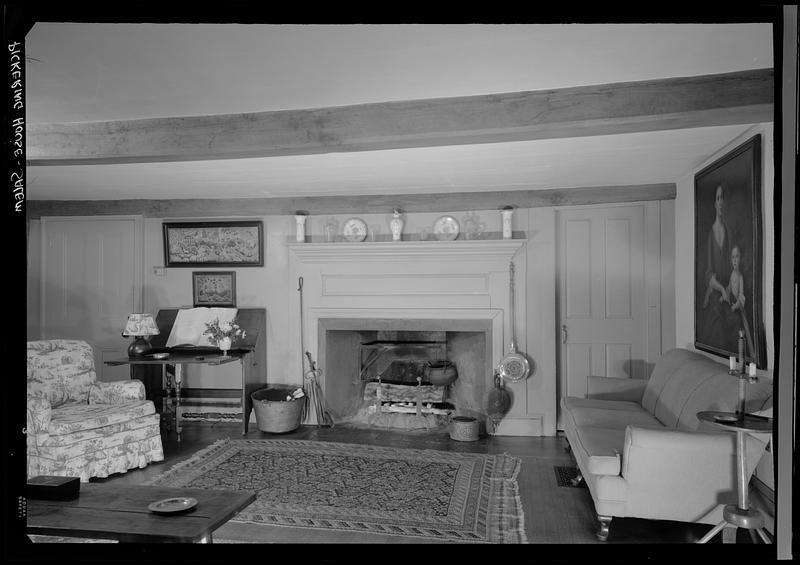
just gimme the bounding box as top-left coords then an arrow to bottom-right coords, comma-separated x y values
122,313 -> 160,337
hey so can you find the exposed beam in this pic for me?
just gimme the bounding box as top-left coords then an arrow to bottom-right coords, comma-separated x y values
25,184 -> 675,218
27,70 -> 773,166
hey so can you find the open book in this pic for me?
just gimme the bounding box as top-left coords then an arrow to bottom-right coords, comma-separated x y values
165,307 -> 238,348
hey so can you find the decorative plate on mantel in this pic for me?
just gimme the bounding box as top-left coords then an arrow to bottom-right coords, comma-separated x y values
342,217 -> 368,242
433,216 -> 460,241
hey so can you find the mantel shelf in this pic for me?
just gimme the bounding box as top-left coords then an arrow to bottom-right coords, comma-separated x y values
287,238 -> 527,263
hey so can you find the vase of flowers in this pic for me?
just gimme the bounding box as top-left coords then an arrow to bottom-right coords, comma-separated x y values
203,318 -> 246,358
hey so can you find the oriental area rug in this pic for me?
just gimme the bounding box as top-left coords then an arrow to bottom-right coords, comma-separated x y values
144,438 -> 526,543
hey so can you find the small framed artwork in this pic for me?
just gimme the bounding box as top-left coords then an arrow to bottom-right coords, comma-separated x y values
193,271 -> 237,308
694,134 -> 766,368
163,220 -> 264,267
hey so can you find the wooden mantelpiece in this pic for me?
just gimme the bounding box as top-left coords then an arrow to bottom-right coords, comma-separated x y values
286,239 -> 527,264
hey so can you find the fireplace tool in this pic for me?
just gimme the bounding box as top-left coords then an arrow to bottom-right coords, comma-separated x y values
303,351 -> 333,427
485,369 -> 512,436
298,276 -> 333,427
497,261 -> 531,383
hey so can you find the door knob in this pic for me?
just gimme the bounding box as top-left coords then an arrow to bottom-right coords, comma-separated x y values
561,324 -> 568,344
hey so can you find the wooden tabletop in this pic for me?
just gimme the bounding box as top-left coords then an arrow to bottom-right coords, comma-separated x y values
105,351 -> 244,366
27,483 -> 256,543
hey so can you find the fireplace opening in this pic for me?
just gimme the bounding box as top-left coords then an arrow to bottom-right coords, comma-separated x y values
320,324 -> 489,431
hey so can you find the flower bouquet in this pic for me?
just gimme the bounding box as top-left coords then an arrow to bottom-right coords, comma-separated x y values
203,318 -> 246,356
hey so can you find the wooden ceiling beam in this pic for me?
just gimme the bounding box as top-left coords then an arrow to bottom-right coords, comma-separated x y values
25,183 -> 675,218
27,69 -> 773,166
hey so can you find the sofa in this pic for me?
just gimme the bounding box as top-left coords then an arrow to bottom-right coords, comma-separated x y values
27,339 -> 165,482
560,347 -> 773,541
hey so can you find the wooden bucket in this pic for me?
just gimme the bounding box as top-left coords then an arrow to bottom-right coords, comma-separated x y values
251,385 -> 305,433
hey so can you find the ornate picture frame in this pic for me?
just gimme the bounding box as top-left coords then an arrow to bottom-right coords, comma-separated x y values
694,134 -> 765,368
192,271 -> 237,308
163,220 -> 264,267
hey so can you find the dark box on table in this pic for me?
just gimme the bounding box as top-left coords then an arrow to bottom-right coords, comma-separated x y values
26,475 -> 80,500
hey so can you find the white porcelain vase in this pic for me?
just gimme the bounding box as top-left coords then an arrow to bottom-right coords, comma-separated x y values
219,336 -> 232,356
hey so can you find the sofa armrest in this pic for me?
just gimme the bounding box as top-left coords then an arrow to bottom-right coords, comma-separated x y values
586,376 -> 647,402
619,425 -> 769,521
88,380 -> 146,404
26,394 -> 52,434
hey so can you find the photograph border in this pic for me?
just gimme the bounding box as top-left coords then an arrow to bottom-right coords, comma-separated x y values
192,270 -> 237,308
163,220 -> 264,267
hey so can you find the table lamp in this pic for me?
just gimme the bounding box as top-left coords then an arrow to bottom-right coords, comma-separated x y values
122,313 -> 160,357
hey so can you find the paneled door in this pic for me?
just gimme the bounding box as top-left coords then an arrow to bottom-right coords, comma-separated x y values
40,216 -> 143,381
556,204 -> 648,427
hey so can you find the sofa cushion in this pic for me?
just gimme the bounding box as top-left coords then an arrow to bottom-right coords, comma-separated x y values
46,401 -> 156,436
675,372 -> 774,430
640,348 -> 713,415
561,396 -> 644,413
566,406 -> 662,430
35,415 -> 161,451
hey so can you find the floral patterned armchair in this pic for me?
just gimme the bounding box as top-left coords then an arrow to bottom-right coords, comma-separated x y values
27,340 -> 164,482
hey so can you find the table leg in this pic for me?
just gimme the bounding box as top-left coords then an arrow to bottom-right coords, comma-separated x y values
697,521 -> 728,544
174,364 -> 183,442
161,365 -> 172,432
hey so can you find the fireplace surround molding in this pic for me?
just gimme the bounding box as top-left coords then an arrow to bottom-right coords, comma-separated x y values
287,237 -> 543,435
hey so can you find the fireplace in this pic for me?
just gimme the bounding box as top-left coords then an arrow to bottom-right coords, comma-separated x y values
319,323 -> 490,430
288,238 -> 540,435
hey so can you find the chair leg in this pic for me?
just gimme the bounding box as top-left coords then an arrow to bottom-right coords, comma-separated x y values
596,515 -> 612,541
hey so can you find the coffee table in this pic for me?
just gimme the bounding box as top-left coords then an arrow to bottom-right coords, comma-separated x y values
27,483 -> 256,543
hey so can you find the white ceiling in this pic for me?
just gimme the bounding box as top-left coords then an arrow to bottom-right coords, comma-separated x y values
24,23 -> 774,201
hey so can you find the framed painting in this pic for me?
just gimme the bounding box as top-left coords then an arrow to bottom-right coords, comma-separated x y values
163,221 -> 264,267
193,271 -> 236,308
694,134 -> 765,368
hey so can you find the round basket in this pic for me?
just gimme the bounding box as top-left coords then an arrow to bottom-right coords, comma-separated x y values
251,385 -> 305,434
449,415 -> 479,442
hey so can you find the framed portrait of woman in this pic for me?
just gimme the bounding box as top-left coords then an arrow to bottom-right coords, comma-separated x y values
694,134 -> 765,368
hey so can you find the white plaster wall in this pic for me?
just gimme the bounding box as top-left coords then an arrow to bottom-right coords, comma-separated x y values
674,123 -> 775,373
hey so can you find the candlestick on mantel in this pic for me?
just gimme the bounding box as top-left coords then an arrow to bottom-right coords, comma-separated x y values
729,356 -> 736,371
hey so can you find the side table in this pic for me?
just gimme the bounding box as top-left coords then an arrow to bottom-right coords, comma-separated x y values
696,410 -> 773,544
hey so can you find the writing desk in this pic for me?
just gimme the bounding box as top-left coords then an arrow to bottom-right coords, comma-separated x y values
106,307 -> 267,441
107,352 -> 243,442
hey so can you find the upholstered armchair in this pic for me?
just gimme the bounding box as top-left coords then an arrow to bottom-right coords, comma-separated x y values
27,340 -> 164,482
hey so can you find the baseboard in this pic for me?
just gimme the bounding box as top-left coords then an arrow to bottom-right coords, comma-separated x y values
492,416 -> 543,436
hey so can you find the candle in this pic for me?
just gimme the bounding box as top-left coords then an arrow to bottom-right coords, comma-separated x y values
749,363 -> 757,377
729,356 -> 736,371
738,330 -> 745,370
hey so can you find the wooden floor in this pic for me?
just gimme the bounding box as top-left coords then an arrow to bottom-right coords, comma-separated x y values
85,420 -> 744,548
